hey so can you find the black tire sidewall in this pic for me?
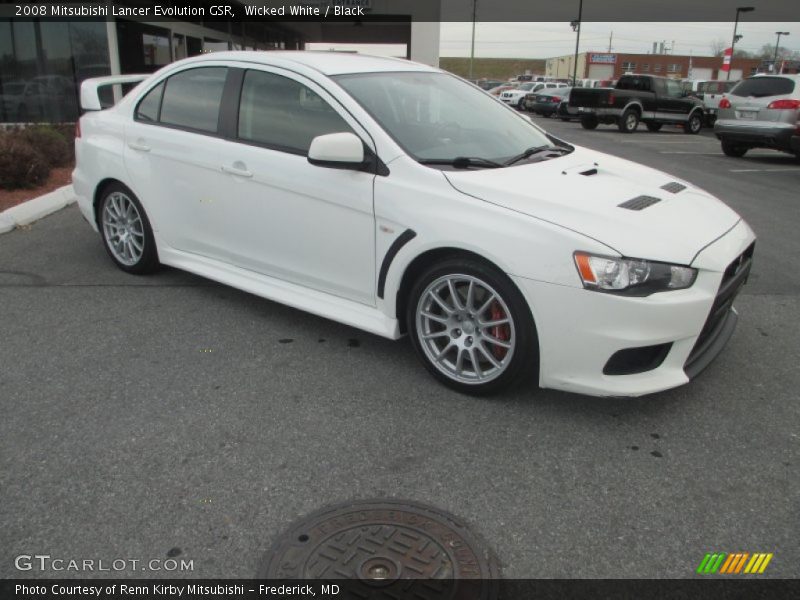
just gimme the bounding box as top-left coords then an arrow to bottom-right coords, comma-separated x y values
721,140 -> 747,158
98,183 -> 159,275
406,257 -> 539,396
619,109 -> 639,133
685,113 -> 702,134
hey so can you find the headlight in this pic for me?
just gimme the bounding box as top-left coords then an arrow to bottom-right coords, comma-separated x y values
574,252 -> 697,296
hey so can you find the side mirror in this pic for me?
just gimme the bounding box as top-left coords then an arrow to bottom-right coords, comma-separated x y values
308,132 -> 365,169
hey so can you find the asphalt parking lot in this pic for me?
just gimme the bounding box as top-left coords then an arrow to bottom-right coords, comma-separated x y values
1,117 -> 798,580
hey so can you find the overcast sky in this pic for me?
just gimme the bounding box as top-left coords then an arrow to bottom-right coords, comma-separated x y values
440,22 -> 800,58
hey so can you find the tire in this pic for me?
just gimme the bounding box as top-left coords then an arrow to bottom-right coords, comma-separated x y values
407,257 -> 538,396
720,140 -> 748,158
645,122 -> 662,132
517,98 -> 526,110
580,115 -> 598,130
618,108 -> 639,133
98,183 -> 159,274
684,112 -> 703,135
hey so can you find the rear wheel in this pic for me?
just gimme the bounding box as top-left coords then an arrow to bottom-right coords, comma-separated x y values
684,112 -> 703,134
721,140 -> 748,158
618,109 -> 639,133
98,183 -> 159,274
407,258 -> 538,395
580,114 -> 598,130
645,122 -> 663,132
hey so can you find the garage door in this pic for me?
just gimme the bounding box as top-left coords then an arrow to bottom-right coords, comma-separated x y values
588,64 -> 614,80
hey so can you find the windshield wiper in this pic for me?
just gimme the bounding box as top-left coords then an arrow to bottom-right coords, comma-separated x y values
504,145 -> 572,166
419,156 -> 505,169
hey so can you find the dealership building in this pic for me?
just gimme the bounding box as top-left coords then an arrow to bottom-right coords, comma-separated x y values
0,0 -> 441,125
546,51 -> 762,82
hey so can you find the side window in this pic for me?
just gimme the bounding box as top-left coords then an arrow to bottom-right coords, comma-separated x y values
159,67 -> 227,133
135,82 -> 164,122
237,70 -> 355,154
665,79 -> 683,97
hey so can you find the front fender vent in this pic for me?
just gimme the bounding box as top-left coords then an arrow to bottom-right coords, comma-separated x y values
661,181 -> 687,193
618,195 -> 661,211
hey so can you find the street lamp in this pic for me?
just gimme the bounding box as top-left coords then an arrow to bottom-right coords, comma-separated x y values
469,0 -> 477,80
728,6 -> 754,81
773,31 -> 790,72
571,0 -> 583,86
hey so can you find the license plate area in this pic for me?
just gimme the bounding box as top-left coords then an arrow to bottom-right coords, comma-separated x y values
737,110 -> 757,120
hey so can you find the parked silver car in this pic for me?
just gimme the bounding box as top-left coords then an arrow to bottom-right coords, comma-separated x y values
714,74 -> 800,159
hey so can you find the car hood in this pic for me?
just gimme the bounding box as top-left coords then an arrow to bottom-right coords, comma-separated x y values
443,145 -> 740,265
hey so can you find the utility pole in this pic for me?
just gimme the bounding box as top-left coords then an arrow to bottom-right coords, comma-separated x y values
469,0 -> 477,80
571,0 -> 583,86
608,31 -> 613,53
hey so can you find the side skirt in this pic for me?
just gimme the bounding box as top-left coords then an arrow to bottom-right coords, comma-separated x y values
158,245 -> 402,340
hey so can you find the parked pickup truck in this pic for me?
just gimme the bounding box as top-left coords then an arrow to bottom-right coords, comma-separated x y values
569,74 -> 705,134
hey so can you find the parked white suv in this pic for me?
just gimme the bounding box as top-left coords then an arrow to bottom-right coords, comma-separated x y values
74,52 -> 755,396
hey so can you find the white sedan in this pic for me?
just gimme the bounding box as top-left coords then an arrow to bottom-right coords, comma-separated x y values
73,52 -> 755,396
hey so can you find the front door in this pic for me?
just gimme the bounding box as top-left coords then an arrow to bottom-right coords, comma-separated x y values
212,67 -> 377,306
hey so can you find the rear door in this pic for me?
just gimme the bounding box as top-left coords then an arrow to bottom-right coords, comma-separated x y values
123,65 -> 233,256
656,78 -> 690,119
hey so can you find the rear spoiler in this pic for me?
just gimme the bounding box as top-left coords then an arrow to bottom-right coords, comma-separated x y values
80,74 -> 149,110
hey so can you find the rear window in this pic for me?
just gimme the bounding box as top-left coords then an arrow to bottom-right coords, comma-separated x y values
617,76 -> 651,92
731,77 -> 795,98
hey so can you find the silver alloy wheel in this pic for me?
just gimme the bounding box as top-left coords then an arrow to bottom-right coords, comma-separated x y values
689,114 -> 701,132
625,112 -> 638,130
416,274 -> 516,385
101,192 -> 145,266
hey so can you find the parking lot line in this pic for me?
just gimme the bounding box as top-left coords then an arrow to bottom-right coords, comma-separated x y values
659,151 -> 722,155
729,168 -> 800,173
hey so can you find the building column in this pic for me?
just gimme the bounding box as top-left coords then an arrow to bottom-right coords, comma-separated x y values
410,22 -> 440,67
105,17 -> 122,102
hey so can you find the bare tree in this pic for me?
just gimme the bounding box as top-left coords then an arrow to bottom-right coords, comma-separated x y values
709,39 -> 727,57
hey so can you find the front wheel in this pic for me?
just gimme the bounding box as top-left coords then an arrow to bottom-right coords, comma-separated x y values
684,112 -> 703,134
407,258 -> 538,395
98,183 -> 159,274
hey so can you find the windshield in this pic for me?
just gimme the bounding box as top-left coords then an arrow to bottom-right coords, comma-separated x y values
334,72 -> 553,164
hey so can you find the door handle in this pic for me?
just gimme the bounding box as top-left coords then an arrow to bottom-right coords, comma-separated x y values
128,141 -> 151,152
221,165 -> 253,178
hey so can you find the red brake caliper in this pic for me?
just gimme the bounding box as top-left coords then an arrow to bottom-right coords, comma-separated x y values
489,300 -> 510,360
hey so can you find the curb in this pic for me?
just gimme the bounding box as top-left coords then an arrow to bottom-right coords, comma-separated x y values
0,184 -> 76,234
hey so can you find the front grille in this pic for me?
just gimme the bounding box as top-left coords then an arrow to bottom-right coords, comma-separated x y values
685,242 -> 755,369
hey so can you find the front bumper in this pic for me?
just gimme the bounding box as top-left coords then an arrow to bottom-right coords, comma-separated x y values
714,119 -> 797,152
512,220 -> 756,397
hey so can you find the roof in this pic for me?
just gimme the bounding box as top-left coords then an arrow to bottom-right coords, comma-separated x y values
189,50 -> 438,76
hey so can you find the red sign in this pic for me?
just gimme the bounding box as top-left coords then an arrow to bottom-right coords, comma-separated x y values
721,47 -> 732,71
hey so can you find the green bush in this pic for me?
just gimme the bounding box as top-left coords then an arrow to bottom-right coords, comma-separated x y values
0,132 -> 51,189
18,125 -> 72,167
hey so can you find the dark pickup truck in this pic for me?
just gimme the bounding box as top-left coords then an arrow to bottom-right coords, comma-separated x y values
569,74 -> 705,134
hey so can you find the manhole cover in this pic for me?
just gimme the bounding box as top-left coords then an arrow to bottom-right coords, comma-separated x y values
261,499 -> 499,599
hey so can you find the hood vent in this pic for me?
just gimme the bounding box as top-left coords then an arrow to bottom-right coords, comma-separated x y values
579,168 -> 598,176
619,195 -> 661,211
661,181 -> 687,194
